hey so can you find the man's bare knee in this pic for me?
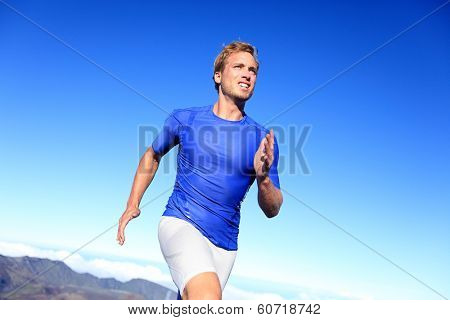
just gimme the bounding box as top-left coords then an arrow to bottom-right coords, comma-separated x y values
183,272 -> 222,300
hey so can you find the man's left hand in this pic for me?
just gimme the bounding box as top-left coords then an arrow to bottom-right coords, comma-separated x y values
254,129 -> 275,179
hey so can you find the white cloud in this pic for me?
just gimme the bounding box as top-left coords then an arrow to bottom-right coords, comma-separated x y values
0,240 -> 174,289
223,281 -> 370,300
0,241 -> 71,261
223,285 -> 285,300
0,241 -> 371,300
293,287 -> 373,300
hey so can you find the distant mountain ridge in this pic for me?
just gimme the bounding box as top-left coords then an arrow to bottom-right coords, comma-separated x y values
0,254 -> 176,299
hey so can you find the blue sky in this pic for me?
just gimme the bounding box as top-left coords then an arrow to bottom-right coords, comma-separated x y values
0,0 -> 449,299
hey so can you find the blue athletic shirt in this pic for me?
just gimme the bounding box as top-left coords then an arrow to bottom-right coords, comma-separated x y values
151,104 -> 280,250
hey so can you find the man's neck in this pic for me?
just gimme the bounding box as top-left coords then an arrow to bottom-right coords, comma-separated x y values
213,94 -> 246,121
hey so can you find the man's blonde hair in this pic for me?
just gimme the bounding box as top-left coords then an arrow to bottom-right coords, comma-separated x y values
212,41 -> 259,92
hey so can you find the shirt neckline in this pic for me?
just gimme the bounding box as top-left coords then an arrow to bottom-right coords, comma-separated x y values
209,104 -> 247,124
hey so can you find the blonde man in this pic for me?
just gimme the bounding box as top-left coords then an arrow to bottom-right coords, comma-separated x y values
117,41 -> 283,300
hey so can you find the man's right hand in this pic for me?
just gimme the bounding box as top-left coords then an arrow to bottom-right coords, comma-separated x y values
116,207 -> 141,246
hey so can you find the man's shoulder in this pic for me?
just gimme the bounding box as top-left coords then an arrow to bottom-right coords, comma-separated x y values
244,114 -> 270,135
170,105 -> 211,123
245,114 -> 279,149
172,105 -> 211,116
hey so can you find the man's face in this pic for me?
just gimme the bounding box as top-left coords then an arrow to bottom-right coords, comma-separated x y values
215,51 -> 258,102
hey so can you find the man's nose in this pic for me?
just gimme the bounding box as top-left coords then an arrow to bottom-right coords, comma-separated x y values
241,71 -> 251,80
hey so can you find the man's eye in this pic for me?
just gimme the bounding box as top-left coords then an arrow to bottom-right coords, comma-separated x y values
234,65 -> 241,68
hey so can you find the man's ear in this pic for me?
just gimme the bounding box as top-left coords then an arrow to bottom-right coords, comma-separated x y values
214,71 -> 221,85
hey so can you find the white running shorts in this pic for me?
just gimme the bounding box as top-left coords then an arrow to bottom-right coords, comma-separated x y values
158,216 -> 237,296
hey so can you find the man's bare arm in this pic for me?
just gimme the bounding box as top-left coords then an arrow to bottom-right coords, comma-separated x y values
257,175 -> 283,218
126,146 -> 161,208
116,146 -> 161,245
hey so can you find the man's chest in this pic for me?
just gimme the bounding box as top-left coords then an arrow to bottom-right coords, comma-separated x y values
178,124 -> 260,175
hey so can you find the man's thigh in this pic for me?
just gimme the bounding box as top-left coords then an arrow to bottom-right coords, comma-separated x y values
183,271 -> 221,300
158,216 -> 237,298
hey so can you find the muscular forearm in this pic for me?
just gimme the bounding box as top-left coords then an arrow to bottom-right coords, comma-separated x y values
257,176 -> 283,218
126,146 -> 160,208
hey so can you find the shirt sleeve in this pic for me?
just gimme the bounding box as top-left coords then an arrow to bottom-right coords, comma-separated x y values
151,112 -> 181,156
268,135 -> 281,189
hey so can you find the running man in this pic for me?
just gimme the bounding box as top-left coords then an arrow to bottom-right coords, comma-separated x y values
116,41 -> 283,300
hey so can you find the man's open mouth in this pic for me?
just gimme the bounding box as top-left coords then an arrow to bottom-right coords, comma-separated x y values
238,82 -> 250,89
